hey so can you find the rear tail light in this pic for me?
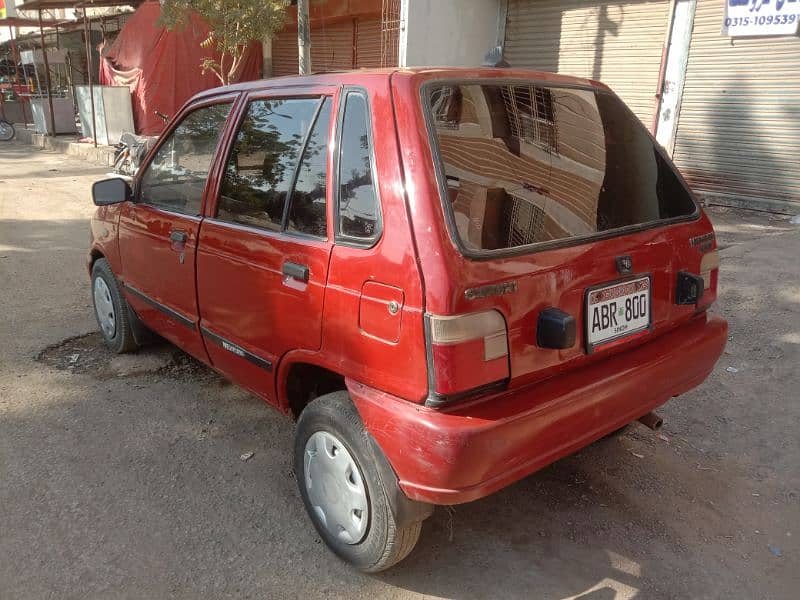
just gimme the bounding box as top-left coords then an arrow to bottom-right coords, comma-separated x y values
700,249 -> 720,291
426,310 -> 510,404
697,248 -> 720,309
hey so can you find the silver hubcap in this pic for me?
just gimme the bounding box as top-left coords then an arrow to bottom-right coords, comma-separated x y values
304,431 -> 369,544
93,277 -> 116,339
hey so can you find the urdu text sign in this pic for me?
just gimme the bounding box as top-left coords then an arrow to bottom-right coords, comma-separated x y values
722,0 -> 800,36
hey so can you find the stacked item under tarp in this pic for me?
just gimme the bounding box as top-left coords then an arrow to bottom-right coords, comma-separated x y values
99,1 -> 262,135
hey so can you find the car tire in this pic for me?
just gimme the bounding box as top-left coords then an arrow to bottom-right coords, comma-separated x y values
294,391 -> 425,572
91,258 -> 139,354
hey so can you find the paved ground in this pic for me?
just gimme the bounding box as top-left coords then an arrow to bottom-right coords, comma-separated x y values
1,144 -> 798,599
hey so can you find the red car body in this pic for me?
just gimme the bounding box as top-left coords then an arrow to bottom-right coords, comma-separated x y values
88,68 -> 727,507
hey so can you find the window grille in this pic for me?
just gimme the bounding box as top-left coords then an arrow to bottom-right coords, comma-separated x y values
501,85 -> 558,153
430,86 -> 459,129
504,194 -> 547,246
381,0 -> 401,67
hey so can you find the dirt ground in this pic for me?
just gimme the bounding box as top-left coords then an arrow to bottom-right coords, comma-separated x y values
1,144 -> 798,600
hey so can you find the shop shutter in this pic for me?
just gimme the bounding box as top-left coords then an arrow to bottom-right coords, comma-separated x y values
311,20 -> 355,71
271,20 -> 355,77
672,0 -> 800,210
272,30 -> 299,77
356,17 -> 382,68
504,0 -> 671,128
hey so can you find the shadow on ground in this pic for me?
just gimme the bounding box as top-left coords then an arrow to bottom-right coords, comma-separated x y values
3,326 -> 777,600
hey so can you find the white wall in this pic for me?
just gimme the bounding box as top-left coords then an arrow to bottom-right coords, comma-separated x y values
400,0 -> 504,68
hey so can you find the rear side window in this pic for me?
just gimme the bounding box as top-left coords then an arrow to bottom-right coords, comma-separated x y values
337,92 -> 380,241
219,98 -> 330,234
289,98 -> 332,237
424,82 -> 697,253
139,103 -> 231,215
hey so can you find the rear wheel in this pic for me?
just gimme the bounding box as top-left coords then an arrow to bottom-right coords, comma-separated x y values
0,120 -> 15,142
294,391 -> 426,572
91,258 -> 139,354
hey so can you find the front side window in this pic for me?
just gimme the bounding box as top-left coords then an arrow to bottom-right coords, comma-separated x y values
337,92 -> 380,241
425,82 -> 697,253
139,103 -> 232,215
218,97 -> 330,234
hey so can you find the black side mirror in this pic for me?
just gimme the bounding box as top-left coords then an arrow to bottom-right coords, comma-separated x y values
92,178 -> 132,206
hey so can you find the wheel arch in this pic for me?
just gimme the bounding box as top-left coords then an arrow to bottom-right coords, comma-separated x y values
278,354 -> 347,420
89,247 -> 105,266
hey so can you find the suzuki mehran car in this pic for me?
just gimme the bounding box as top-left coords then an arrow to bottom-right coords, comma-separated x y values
88,68 -> 728,571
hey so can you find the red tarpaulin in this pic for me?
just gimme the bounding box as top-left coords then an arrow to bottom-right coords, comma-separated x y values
99,1 -> 262,135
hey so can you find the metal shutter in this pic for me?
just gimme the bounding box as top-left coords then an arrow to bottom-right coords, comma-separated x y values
356,17 -> 382,68
672,0 -> 800,211
504,0 -> 671,127
311,20 -> 355,72
272,30 -> 299,77
271,21 -> 355,77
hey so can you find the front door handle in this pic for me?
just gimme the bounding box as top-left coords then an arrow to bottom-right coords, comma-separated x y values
170,230 -> 188,244
282,261 -> 309,282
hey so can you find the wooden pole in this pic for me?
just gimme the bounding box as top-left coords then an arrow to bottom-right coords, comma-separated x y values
38,10 -> 57,136
83,11 -> 97,147
297,0 -> 311,75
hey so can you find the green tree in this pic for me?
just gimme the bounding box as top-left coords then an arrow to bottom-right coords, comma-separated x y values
159,0 -> 291,86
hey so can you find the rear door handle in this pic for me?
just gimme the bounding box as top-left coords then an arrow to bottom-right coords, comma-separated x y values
170,230 -> 188,244
282,261 -> 309,282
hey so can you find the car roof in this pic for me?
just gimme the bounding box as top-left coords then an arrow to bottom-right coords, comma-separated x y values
191,67 -> 607,102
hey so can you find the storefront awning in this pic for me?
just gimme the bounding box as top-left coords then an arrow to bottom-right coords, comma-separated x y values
17,0 -> 141,9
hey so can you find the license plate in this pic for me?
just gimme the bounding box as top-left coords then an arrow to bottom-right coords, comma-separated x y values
586,276 -> 651,350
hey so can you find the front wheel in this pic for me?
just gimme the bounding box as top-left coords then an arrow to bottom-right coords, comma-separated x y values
0,120 -> 15,142
91,258 -> 139,354
294,391 -> 427,572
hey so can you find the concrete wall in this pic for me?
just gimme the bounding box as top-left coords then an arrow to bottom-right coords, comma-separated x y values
400,0 -> 504,67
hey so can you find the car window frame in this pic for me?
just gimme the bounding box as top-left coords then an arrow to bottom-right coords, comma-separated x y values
206,86 -> 337,242
133,92 -> 241,218
333,87 -> 384,249
418,77 -> 701,260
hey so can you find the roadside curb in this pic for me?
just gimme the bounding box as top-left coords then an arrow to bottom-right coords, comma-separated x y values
12,125 -> 116,167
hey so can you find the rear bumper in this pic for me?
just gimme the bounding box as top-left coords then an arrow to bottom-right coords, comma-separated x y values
349,314 -> 727,505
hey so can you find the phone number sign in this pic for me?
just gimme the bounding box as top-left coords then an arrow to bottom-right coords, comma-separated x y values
723,0 -> 800,36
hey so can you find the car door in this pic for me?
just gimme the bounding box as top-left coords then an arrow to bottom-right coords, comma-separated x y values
118,96 -> 237,361
196,88 -> 336,404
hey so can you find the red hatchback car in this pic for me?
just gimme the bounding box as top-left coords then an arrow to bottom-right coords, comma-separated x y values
88,68 -> 727,571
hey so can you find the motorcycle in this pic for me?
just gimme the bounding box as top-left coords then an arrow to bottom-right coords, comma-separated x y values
113,111 -> 169,176
0,119 -> 15,142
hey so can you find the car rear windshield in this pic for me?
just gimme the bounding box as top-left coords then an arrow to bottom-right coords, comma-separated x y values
424,82 -> 697,253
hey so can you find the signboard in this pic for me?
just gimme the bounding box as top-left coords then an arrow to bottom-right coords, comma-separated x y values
0,0 -> 18,19
723,0 -> 800,36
